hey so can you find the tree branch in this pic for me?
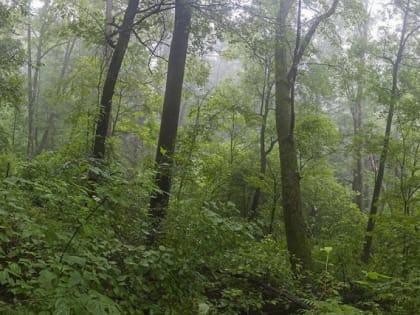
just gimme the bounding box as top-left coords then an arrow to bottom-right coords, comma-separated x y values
288,0 -> 340,81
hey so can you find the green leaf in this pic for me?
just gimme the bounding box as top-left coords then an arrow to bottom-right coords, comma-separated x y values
321,246 -> 333,254
198,302 -> 210,314
363,270 -> 391,280
0,270 -> 9,284
68,271 -> 82,286
38,269 -> 56,288
64,255 -> 87,267
54,298 -> 71,315
7,262 -> 21,276
159,146 -> 167,156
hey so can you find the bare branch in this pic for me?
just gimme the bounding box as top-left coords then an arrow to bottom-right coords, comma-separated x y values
265,137 -> 278,155
288,0 -> 340,81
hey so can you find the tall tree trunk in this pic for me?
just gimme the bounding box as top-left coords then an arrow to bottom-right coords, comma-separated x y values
92,0 -> 139,159
149,0 -> 192,242
27,0 -> 50,157
249,60 -> 275,219
275,0 -> 339,272
37,38 -> 76,154
27,0 -> 34,157
275,0 -> 312,272
350,15 -> 369,211
351,82 -> 364,210
176,97 -> 204,200
268,164 -> 279,235
105,0 -> 114,64
361,1 -> 411,263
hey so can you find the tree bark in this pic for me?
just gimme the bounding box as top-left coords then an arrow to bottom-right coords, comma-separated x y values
275,0 -> 339,272
275,0 -> 312,272
361,1 -> 411,263
27,0 -> 33,157
351,93 -> 363,210
176,96 -> 204,200
250,60 -> 274,219
92,0 -> 139,159
149,0 -> 192,242
349,76 -> 364,211
349,15 -> 370,211
105,0 -> 114,64
27,0 -> 51,158
37,39 -> 76,154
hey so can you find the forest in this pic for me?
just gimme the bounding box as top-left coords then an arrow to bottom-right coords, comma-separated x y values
0,0 -> 419,314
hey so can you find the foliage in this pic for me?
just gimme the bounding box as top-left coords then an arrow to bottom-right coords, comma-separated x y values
0,3 -> 24,107
0,0 -> 418,314
0,154 -> 297,314
303,298 -> 365,315
296,114 -> 339,170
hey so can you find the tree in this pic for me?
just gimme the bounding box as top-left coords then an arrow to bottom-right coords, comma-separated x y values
0,2 -> 24,107
105,0 -> 113,65
0,1 -> 24,160
149,0 -> 192,242
26,0 -> 33,157
92,0 -> 139,159
362,0 -> 418,263
346,12 -> 370,212
26,0 -> 75,157
239,27 -> 277,220
27,0 -> 53,157
275,0 -> 340,272
37,50 -> 69,153
249,59 -> 276,219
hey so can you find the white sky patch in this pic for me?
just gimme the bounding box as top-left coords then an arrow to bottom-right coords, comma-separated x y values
368,0 -> 404,41
32,0 -> 43,9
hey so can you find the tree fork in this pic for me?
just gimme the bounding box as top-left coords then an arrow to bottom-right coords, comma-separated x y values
92,0 -> 139,159
275,0 -> 340,272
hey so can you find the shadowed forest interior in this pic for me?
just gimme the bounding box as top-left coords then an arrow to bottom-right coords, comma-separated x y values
0,0 -> 419,314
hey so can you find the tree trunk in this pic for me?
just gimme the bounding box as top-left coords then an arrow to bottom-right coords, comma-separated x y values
275,0 -> 339,272
349,15 -> 370,211
37,39 -> 76,154
351,83 -> 364,210
249,60 -> 274,219
268,169 -> 279,235
149,0 -> 192,242
27,0 -> 34,157
361,1 -> 411,263
275,84 -> 312,271
92,0 -> 139,159
275,0 -> 312,272
105,0 -> 114,64
27,0 -> 50,158
176,97 -> 203,200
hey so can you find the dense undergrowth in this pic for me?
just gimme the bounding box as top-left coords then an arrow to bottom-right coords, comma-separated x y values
0,152 -> 419,314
